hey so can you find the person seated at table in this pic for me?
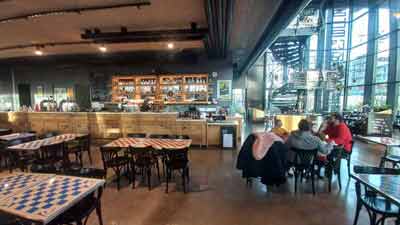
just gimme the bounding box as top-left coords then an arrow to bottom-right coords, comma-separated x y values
286,119 -> 334,162
271,119 -> 289,140
319,112 -> 353,153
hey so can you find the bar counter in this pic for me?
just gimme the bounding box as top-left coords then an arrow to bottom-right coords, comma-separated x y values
0,112 -> 242,147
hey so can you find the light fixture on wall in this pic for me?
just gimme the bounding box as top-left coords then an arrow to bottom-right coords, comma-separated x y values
394,12 -> 400,19
167,42 -> 174,49
34,46 -> 43,56
98,44 -> 107,53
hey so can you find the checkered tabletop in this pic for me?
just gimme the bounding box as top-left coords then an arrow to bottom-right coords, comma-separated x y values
105,138 -> 192,150
0,133 -> 36,142
0,174 -> 105,224
7,134 -> 86,151
0,173 -> 53,201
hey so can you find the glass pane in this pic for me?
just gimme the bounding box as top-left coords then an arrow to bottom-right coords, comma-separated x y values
309,50 -> 317,69
372,84 -> 387,107
309,34 -> 318,50
351,14 -> 368,46
350,44 -> 367,60
332,22 -> 348,49
333,8 -> 350,22
378,3 -> 390,36
374,51 -> 389,83
348,57 -> 367,85
346,86 -> 364,110
331,50 -> 347,67
353,7 -> 368,20
376,35 -> 390,53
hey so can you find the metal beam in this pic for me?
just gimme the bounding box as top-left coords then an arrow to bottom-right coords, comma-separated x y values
0,1 -> 151,24
81,28 -> 209,40
238,0 -> 312,75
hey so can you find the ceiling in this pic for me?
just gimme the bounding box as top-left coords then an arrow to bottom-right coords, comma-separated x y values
0,0 -> 207,59
0,0 -> 296,69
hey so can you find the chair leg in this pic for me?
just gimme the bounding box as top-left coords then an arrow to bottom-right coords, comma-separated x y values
147,167 -> 152,190
294,171 -> 298,193
131,162 -> 135,189
156,162 -> 161,182
182,168 -> 186,193
337,165 -> 342,190
115,169 -> 121,191
347,155 -> 351,177
353,198 -> 362,225
96,197 -> 104,225
87,149 -> 93,164
311,170 -> 315,195
166,167 -> 170,193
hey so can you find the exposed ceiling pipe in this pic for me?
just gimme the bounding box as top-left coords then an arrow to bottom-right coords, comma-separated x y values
0,1 -> 151,24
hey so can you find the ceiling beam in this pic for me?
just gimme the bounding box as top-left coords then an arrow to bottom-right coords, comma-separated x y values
238,0 -> 311,74
0,1 -> 151,24
81,28 -> 208,41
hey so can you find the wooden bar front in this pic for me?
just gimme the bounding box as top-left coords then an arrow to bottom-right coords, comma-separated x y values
0,112 -> 241,147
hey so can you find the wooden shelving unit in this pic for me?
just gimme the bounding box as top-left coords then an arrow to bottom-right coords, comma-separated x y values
112,74 -> 210,105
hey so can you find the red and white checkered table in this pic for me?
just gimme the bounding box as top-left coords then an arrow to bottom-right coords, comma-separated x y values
104,137 -> 192,150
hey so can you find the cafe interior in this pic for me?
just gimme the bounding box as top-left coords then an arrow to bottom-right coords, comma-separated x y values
0,0 -> 400,224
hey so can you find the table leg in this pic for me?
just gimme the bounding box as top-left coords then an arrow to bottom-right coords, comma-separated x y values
96,187 -> 104,225
379,146 -> 389,167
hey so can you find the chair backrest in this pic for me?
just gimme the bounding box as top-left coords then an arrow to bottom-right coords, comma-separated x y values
39,142 -> 66,163
100,146 -> 121,168
149,134 -> 169,139
128,146 -> 155,161
166,148 -> 189,162
127,133 -> 146,138
168,135 -> 190,140
291,147 -> 318,168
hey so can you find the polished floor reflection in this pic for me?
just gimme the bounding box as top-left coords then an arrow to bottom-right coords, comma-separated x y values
75,137 -> 386,225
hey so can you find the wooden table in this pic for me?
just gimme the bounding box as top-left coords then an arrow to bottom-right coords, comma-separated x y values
357,136 -> 400,166
351,173 -> 400,207
0,172 -> 105,225
104,137 -> 192,150
0,133 -> 36,143
7,134 -> 86,152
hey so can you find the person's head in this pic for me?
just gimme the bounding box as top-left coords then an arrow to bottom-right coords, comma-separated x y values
298,119 -> 311,132
330,112 -> 343,126
275,119 -> 283,128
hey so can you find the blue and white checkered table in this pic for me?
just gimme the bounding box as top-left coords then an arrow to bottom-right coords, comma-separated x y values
0,173 -> 105,225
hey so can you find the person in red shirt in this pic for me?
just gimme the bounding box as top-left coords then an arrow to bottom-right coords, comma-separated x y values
319,113 -> 353,152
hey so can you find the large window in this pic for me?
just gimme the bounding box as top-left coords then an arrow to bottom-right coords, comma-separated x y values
346,86 -> 364,110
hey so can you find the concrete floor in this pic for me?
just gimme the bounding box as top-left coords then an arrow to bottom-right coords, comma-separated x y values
80,137 -> 390,225
0,132 -> 394,225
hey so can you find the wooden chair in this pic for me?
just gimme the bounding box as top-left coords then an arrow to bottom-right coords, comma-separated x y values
291,148 -> 318,195
165,148 -> 190,193
127,133 -> 146,138
31,142 -> 66,173
127,146 -> 160,190
149,134 -> 169,139
325,147 -> 343,192
353,166 -> 400,225
100,146 -> 130,190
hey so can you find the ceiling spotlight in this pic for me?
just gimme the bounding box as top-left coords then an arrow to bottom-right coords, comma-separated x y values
167,43 -> 174,49
99,45 -> 107,53
34,47 -> 43,56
